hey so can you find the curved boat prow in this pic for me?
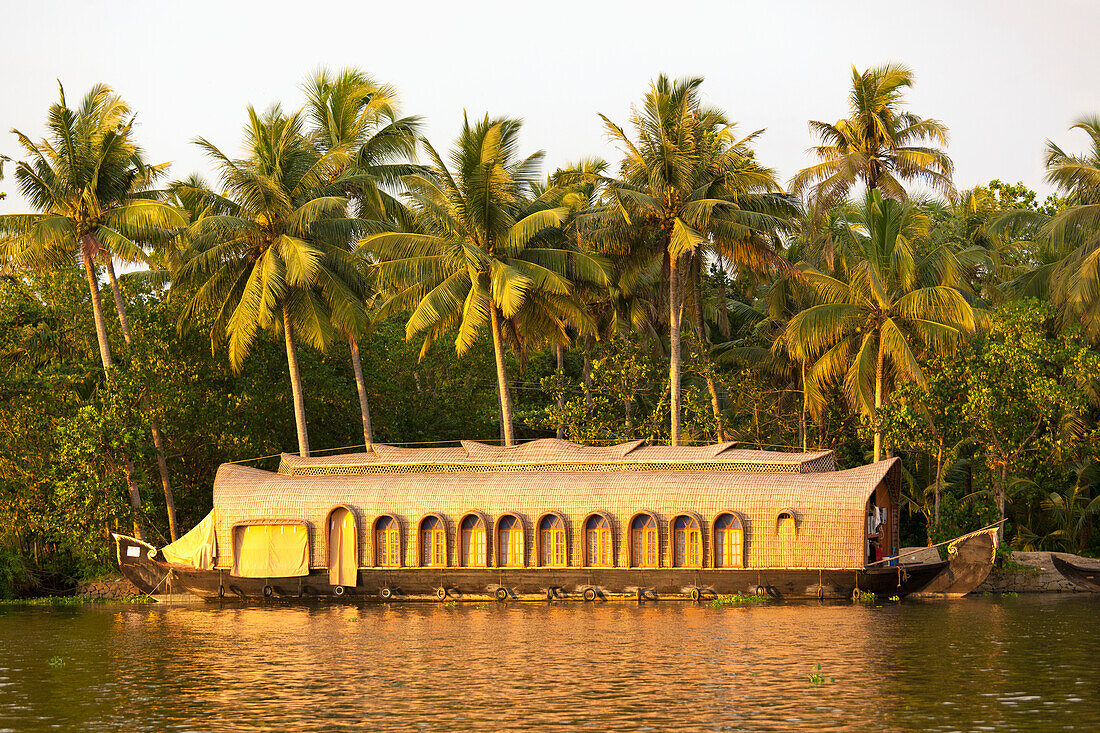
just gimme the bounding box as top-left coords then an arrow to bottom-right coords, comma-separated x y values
1051,555 -> 1100,592
913,526 -> 1000,598
113,534 -> 170,595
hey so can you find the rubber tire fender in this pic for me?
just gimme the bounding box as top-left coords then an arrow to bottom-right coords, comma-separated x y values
262,584 -> 274,598
333,585 -> 346,597
495,587 -> 510,601
380,587 -> 393,600
582,587 -> 598,602
690,587 -> 701,602
217,585 -> 225,599
437,587 -> 448,600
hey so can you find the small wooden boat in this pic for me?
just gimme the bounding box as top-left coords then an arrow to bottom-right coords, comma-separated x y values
908,526 -> 1000,598
1051,555 -> 1100,592
115,439 -> 988,603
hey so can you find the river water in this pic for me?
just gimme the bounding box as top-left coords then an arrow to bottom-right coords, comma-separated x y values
0,594 -> 1096,731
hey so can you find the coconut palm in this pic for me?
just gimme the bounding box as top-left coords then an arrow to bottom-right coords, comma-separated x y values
1024,116 -> 1100,336
575,75 -> 795,445
779,190 -> 976,462
302,67 -> 423,450
791,64 -> 954,210
173,105 -> 370,457
364,114 -> 607,446
0,83 -> 185,539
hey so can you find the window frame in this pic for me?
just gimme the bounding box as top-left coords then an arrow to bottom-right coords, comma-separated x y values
458,512 -> 490,568
373,514 -> 402,568
536,512 -> 569,568
418,514 -> 449,568
711,511 -> 746,569
494,513 -> 527,568
671,513 -> 703,568
583,512 -> 615,568
628,512 -> 661,569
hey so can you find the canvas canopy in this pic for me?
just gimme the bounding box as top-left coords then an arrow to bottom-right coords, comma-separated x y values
231,523 -> 309,578
160,510 -> 217,569
328,507 -> 358,586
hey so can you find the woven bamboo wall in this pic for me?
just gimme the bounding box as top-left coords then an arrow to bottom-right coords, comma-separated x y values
209,458 -> 898,572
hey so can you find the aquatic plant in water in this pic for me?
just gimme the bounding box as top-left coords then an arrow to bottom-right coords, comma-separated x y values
47,656 -> 65,667
707,593 -> 771,608
853,590 -> 877,604
0,595 -> 152,606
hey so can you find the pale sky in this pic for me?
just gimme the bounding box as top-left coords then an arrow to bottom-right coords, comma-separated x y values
2,0 -> 1099,213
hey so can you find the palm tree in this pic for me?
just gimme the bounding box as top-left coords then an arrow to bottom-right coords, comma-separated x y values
576,75 -> 794,445
1030,116 -> 1100,336
302,67 -> 423,451
779,190 -> 976,462
0,83 -> 184,539
791,63 -> 954,210
365,114 -> 607,446
173,105 -> 369,457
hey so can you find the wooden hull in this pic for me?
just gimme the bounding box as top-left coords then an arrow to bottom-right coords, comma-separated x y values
911,528 -> 1000,598
114,534 -> 171,595
115,536 -> 944,602
1052,555 -> 1100,592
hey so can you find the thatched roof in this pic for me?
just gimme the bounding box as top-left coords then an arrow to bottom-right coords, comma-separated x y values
277,438 -> 837,476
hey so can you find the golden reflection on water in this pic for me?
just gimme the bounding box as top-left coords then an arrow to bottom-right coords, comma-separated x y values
1,596 -> 1098,731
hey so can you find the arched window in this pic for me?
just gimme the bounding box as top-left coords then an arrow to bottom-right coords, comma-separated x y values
539,515 -> 567,567
585,514 -> 613,567
497,515 -> 525,567
420,516 -> 447,567
375,515 -> 401,567
777,511 -> 797,538
673,515 -> 702,568
777,511 -> 796,567
460,514 -> 487,567
713,513 -> 744,568
630,514 -> 659,568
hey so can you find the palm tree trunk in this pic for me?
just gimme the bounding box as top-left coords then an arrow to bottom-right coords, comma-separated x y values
555,344 -> 564,440
82,250 -> 114,371
669,252 -> 683,446
81,250 -> 143,540
104,258 -> 178,541
934,439 -> 944,530
691,257 -> 725,441
489,305 -> 516,447
873,331 -> 885,462
283,305 -> 310,457
582,335 -> 594,411
349,336 -> 374,451
800,361 -> 808,452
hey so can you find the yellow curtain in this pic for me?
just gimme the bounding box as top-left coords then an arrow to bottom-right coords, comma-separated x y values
161,511 -> 217,569
232,524 -> 309,578
328,509 -> 358,586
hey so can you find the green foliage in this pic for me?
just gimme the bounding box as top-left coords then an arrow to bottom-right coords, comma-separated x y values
707,592 -> 771,608
853,590 -> 877,604
807,664 -> 828,685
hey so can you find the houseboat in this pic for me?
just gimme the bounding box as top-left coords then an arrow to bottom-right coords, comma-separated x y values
115,439 -> 996,602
